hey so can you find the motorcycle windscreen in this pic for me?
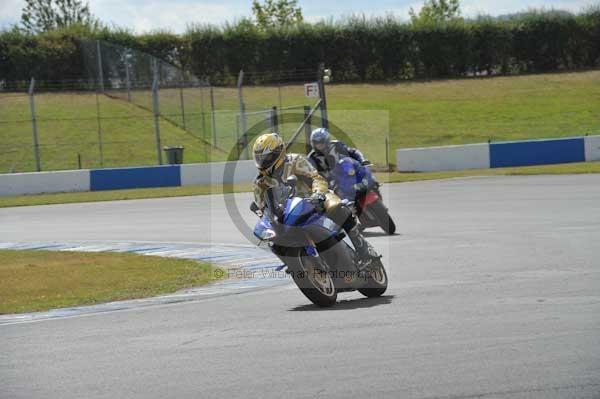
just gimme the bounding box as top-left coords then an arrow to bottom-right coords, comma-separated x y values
283,197 -> 319,226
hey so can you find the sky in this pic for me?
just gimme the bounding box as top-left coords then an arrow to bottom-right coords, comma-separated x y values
0,0 -> 595,33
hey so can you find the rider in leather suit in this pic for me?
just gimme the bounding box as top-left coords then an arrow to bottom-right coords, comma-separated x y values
252,132 -> 378,269
307,128 -> 369,181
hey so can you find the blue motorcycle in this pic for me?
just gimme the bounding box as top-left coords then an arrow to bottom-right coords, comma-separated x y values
251,176 -> 388,307
331,157 -> 396,235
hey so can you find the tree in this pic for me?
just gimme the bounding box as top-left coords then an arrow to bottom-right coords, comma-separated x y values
409,0 -> 462,25
251,0 -> 303,29
21,0 -> 98,33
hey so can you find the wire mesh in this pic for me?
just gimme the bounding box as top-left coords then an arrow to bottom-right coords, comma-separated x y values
0,40 -> 324,173
0,89 -> 36,173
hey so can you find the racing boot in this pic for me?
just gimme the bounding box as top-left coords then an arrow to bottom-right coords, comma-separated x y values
347,225 -> 379,274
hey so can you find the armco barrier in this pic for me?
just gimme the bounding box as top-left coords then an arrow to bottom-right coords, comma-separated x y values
396,143 -> 490,172
0,161 -> 257,197
90,165 -> 181,191
585,135 -> 600,162
489,137 -> 585,168
0,169 -> 90,196
396,135 -> 599,172
3,137 -> 599,197
180,160 -> 256,186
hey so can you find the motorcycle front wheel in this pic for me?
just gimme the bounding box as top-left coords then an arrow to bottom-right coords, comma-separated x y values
371,199 -> 396,235
358,259 -> 388,298
292,252 -> 337,307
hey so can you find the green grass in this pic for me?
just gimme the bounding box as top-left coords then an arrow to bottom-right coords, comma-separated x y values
0,182 -> 254,208
2,70 -> 599,172
0,249 -> 222,314
0,91 -> 216,173
1,162 -> 598,208
242,71 -> 600,166
379,161 -> 600,183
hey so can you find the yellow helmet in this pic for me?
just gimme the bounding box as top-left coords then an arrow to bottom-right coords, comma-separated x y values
253,133 -> 286,171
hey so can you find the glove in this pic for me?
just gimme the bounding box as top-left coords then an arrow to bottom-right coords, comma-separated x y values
310,192 -> 327,212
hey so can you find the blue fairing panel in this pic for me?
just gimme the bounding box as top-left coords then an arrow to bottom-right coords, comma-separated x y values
254,215 -> 273,239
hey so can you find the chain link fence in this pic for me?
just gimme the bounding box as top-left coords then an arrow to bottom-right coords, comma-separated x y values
0,40 -> 328,174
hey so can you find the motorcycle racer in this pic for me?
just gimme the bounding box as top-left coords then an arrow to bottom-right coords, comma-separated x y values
252,132 -> 378,270
307,128 -> 369,180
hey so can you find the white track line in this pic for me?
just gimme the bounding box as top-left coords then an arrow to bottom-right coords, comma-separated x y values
0,241 -> 289,325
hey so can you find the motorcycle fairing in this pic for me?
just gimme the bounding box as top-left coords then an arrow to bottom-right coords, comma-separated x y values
359,191 -> 380,208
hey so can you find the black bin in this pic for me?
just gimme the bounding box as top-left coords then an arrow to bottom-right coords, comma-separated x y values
163,146 -> 184,165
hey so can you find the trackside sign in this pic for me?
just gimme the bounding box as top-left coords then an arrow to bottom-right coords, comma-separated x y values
304,82 -> 320,98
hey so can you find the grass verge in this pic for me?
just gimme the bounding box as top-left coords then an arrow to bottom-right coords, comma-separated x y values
2,70 -> 600,172
0,182 -> 254,208
0,162 -> 598,208
379,161 -> 600,184
0,249 -> 222,314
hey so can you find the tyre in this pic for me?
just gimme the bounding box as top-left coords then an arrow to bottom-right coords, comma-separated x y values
358,259 -> 388,298
371,199 -> 396,235
291,253 -> 337,307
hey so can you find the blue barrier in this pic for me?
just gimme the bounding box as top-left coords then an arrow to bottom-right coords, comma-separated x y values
489,137 -> 585,168
90,165 -> 181,191
4,135 -> 597,197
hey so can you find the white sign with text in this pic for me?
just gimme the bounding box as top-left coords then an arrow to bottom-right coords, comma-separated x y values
304,82 -> 320,98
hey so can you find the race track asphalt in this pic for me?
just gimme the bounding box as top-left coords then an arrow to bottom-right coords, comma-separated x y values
1,175 -> 599,399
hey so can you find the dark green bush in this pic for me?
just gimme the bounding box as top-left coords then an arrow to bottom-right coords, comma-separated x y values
1,9 -> 599,86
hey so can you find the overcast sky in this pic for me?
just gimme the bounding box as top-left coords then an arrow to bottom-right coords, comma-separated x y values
0,0 -> 595,33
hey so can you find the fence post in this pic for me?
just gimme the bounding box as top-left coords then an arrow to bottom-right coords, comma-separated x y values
237,70 -> 249,160
235,114 -> 241,159
270,106 -> 279,132
152,66 -> 163,165
95,90 -> 105,168
125,53 -> 131,102
179,71 -> 186,129
317,63 -> 329,129
304,105 -> 312,154
96,40 -> 104,93
199,85 -> 208,159
385,136 -> 390,172
210,86 -> 217,147
28,77 -> 41,172
277,81 -> 284,138
241,104 -> 249,160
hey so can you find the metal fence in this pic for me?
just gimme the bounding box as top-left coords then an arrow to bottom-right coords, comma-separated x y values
0,40 -> 326,173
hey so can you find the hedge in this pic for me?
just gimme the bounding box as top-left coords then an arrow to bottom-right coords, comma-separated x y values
1,9 -> 599,87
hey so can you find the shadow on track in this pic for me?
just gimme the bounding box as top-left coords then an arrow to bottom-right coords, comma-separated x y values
289,295 -> 394,311
362,231 -> 400,238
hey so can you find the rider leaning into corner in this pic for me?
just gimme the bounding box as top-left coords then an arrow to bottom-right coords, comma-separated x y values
252,132 -> 379,270
307,127 -> 370,181
308,127 -> 381,208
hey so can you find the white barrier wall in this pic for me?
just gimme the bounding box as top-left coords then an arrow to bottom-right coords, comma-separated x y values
585,135 -> 600,162
4,135 -> 594,197
396,143 -> 490,172
180,160 -> 257,186
0,169 -> 90,196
